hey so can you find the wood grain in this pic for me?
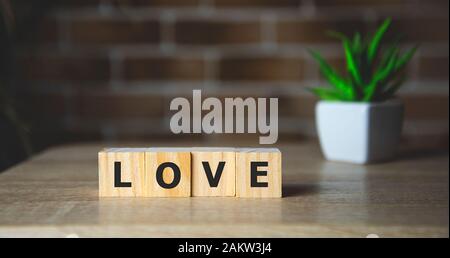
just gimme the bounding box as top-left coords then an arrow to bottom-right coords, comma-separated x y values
98,148 -> 146,197
236,148 -> 282,198
191,148 -> 236,197
0,142 -> 448,237
145,149 -> 191,197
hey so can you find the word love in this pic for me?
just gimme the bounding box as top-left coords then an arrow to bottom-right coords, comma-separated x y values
98,147 -> 282,198
170,90 -> 279,144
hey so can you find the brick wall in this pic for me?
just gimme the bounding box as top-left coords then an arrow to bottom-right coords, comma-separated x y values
12,0 -> 449,148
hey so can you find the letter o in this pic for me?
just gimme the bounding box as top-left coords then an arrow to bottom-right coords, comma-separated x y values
156,162 -> 181,189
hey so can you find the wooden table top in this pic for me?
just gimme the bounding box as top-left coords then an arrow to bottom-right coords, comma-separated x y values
0,141 -> 448,237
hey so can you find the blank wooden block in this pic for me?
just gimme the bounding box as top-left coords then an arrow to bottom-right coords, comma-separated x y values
144,148 -> 191,197
98,148 -> 147,197
191,148 -> 236,197
236,148 -> 282,198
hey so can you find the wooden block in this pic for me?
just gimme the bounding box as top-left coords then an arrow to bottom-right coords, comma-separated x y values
236,148 -> 282,198
98,148 -> 147,197
99,147 -> 282,198
191,148 -> 236,197
144,148 -> 191,197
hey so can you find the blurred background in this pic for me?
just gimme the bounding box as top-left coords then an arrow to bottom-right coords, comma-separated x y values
0,0 -> 448,171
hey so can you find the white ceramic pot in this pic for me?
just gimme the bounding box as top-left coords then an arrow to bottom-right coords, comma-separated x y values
316,100 -> 404,164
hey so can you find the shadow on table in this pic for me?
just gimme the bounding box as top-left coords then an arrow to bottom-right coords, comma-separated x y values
396,148 -> 449,162
283,183 -> 320,197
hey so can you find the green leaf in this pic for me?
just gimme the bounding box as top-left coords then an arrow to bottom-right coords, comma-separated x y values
308,17 -> 417,103
308,49 -> 354,100
327,31 -> 364,90
352,32 -> 362,54
329,31 -> 364,89
308,87 -> 343,101
395,46 -> 418,70
368,18 -> 391,62
375,36 -> 401,74
380,48 -> 400,80
326,30 -> 350,42
363,50 -> 398,101
377,75 -> 406,100
344,40 -> 362,86
380,44 -> 399,67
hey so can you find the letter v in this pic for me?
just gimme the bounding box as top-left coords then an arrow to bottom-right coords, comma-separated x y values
201,161 -> 225,187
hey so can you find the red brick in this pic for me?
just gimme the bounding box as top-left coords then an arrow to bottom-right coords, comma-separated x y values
69,19 -> 160,45
314,57 -> 346,77
219,57 -> 304,81
54,0 -> 101,7
18,92 -> 68,118
214,0 -> 301,8
175,20 -> 260,45
77,93 -> 164,119
401,94 -> 449,119
315,0 -> 447,11
17,18 -> 58,46
418,57 -> 449,80
110,0 -> 200,7
123,57 -> 205,81
113,132 -> 207,142
417,0 -> 449,8
314,0 -> 412,7
278,95 -> 317,118
19,55 -> 110,82
385,18 -> 449,42
277,19 -> 368,43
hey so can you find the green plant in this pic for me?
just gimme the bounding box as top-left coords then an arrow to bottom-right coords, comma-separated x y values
308,18 -> 417,102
